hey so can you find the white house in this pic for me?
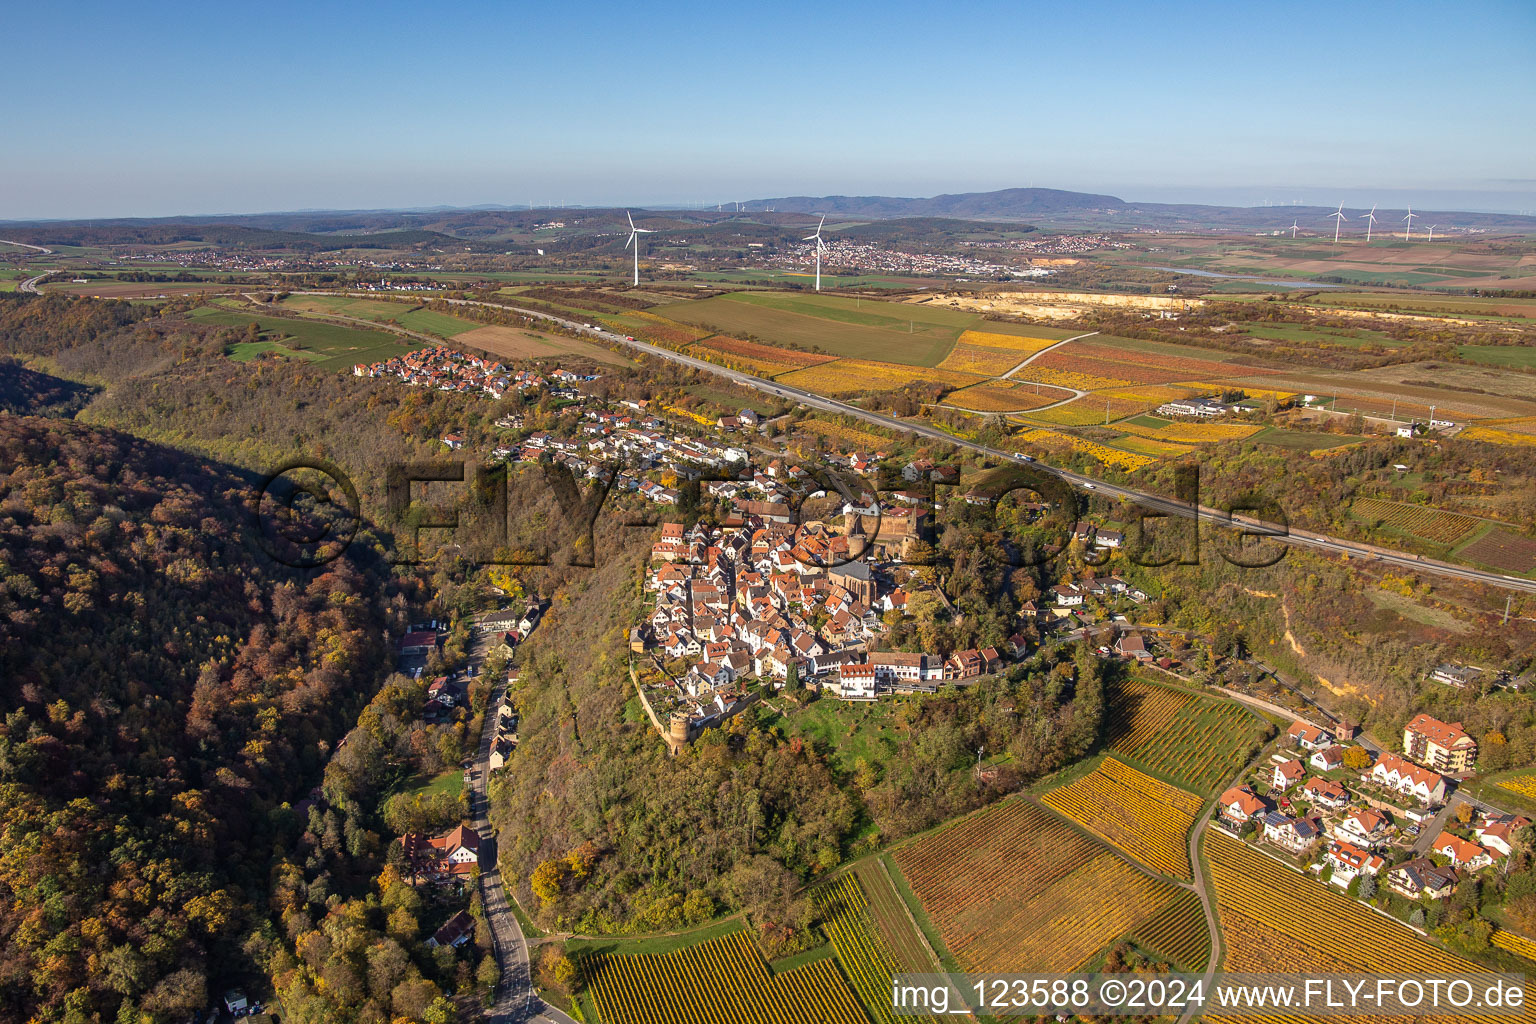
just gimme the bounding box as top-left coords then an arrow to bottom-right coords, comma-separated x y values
1371,753 -> 1448,805
1433,830 -> 1495,871
1333,808 -> 1391,849
1271,759 -> 1306,790
1327,840 -> 1384,887
1286,720 -> 1335,751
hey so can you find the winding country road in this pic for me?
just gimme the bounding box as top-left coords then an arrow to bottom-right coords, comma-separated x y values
410,293 -> 1536,596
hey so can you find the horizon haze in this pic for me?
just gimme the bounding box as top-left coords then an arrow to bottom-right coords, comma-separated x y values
3,0 -> 1533,220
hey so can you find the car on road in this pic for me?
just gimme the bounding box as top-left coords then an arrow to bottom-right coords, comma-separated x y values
1081,482 -> 1096,490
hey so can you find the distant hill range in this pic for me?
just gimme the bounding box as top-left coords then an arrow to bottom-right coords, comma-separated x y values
737,187 -> 1536,233
4,187 -> 1534,247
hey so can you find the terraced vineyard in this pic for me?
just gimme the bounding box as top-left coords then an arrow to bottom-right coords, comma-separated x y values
892,801 -> 1098,943
853,860 -> 933,972
585,930 -> 865,1024
1129,888 -> 1210,969
814,875 -> 938,1024
892,800 -> 1179,972
1208,831 -> 1531,1024
1041,758 -> 1201,879
1120,697 -> 1261,794
1352,497 -> 1480,544
1212,909 -> 1410,1024
1104,677 -> 1195,752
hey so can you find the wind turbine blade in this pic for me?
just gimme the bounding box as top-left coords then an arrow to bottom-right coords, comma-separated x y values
802,234 -> 818,241
627,210 -> 635,230
817,214 -> 826,231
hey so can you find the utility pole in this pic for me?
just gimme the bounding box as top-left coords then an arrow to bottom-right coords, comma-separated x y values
1505,594 -> 1513,626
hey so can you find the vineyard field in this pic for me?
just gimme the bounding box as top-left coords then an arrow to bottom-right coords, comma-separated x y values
1032,340 -> 1272,386
853,860 -> 934,973
776,358 -> 984,396
1119,697 -> 1261,794
1212,909 -> 1409,1024
1129,888 -> 1210,969
1351,497 -> 1480,544
1113,434 -> 1198,458
1498,773 -> 1536,800
814,875 -> 939,1024
952,852 -> 1176,972
1010,365 -> 1133,391
937,330 -> 1062,375
1040,757 -> 1201,879
690,334 -> 837,373
1207,830 -> 1528,1024
1118,419 -> 1264,444
1013,428 -> 1158,471
1104,678 -> 1195,752
585,930 -> 865,1024
892,801 -> 1096,947
1458,529 -> 1536,575
892,800 -> 1178,971
1492,928 -> 1536,962
1463,426 -> 1536,446
945,381 -> 1065,412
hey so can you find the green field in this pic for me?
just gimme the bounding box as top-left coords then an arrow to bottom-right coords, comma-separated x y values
1248,425 -> 1367,450
281,294 -> 481,338
650,291 -> 979,367
227,340 -> 328,363
1458,345 -> 1536,369
759,696 -> 904,773
411,770 -> 464,800
188,307 -> 418,369
686,269 -> 932,289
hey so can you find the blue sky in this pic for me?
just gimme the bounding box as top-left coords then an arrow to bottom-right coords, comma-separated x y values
3,0 -> 1533,218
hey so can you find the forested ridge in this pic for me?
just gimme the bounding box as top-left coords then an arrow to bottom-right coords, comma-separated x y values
0,415 -> 394,1023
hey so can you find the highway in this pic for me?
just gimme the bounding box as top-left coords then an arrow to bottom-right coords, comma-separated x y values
0,239 -> 53,254
319,291 -> 1536,596
18,273 -> 48,294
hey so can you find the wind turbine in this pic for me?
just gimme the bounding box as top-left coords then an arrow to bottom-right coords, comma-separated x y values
1362,204 -> 1378,242
803,215 -> 828,291
624,211 -> 653,286
1403,205 -> 1417,240
1290,220 -> 1300,239
1328,203 -> 1348,245
1427,224 -> 1438,243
